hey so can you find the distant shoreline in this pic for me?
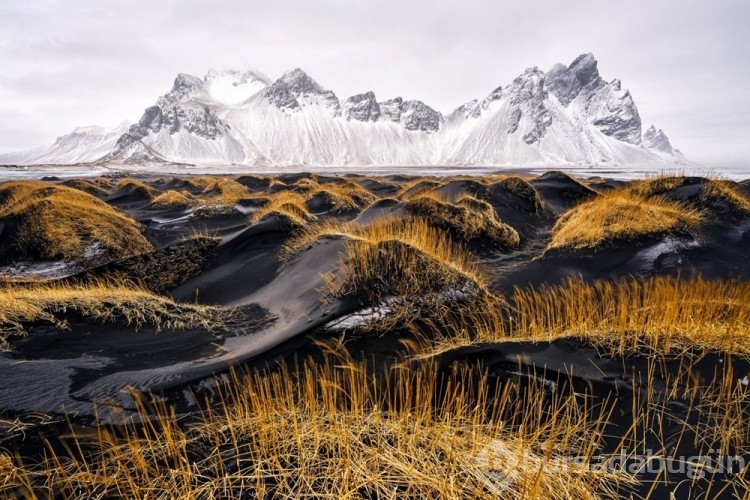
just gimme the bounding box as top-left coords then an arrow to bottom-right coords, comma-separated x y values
1,163 -> 747,182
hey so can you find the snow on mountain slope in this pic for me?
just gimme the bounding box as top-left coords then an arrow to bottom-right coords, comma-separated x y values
1,54 -> 691,168
0,122 -> 131,165
203,69 -> 271,106
219,69 -> 443,165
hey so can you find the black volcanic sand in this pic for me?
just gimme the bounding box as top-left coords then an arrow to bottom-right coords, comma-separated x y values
1,171 -> 750,498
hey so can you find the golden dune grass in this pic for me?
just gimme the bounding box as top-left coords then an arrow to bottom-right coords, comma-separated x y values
306,181 -> 378,212
509,274 -> 750,355
113,178 -> 157,196
547,189 -> 701,250
149,189 -> 194,208
417,274 -> 750,359
248,190 -> 316,225
549,175 -> 750,251
316,217 -> 495,331
8,360 -> 630,500
0,181 -> 153,261
60,178 -> 111,197
396,178 -> 445,200
148,177 -> 253,215
494,176 -> 546,212
285,215 -> 482,280
406,193 -> 521,248
0,278 -> 222,350
700,179 -> 750,213
327,221 -> 484,297
188,176 -> 252,211
285,215 -> 490,331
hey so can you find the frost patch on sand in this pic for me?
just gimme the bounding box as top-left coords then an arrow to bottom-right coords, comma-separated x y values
83,242 -> 105,260
635,236 -> 700,267
322,298 -> 399,332
0,260 -> 80,279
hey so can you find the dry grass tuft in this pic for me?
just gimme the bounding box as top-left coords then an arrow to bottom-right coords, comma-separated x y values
306,181 -> 378,212
249,191 -> 316,226
0,181 -> 153,261
548,188 -> 701,250
549,175 -> 750,251
149,189 -> 194,209
146,177 -> 254,215
113,178 -> 157,197
0,453 -> 34,497
397,178 -> 445,201
0,278 -> 223,350
60,179 -> 110,197
700,179 -> 750,214
406,193 -> 521,249
494,176 -> 546,213
324,217 -> 485,297
628,175 -> 688,198
289,216 -> 496,331
629,176 -> 750,215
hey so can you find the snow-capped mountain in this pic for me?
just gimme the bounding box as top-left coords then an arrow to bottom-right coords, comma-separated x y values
1,55 -> 690,167
0,122 -> 131,165
642,124 -> 687,162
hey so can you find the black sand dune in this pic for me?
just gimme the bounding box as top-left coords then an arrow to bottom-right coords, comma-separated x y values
1,172 -> 749,416
1,171 -> 749,498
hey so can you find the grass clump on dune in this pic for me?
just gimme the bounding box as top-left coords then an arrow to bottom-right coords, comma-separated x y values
289,177 -> 378,212
113,178 -> 157,197
547,188 -> 701,250
0,278 -> 223,350
629,175 -> 750,214
149,189 -> 194,209
406,193 -> 521,249
0,181 -> 153,262
147,177 -> 254,215
60,178 -> 111,197
396,178 -> 445,201
700,178 -> 750,214
286,215 -> 493,330
249,191 -> 316,226
325,216 -> 486,301
307,181 -> 377,212
187,176 -> 253,214
493,176 -> 546,213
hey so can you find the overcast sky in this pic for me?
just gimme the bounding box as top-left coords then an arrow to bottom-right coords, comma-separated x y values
1,0 -> 748,168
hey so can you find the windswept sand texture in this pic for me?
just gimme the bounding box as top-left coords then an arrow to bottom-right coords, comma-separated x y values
1,172 -> 749,499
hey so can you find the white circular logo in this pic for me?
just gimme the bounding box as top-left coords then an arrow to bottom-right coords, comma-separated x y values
474,439 -> 521,495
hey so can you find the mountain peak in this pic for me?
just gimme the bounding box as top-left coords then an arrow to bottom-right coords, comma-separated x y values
343,91 -> 380,122
204,68 -> 271,85
158,73 -> 204,107
643,124 -> 674,153
547,52 -> 602,106
259,68 -> 340,114
203,68 -> 270,105
278,68 -> 326,95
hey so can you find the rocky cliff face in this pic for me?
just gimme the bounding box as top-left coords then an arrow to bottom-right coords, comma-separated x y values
378,97 -> 442,132
505,67 -> 552,144
546,53 -> 642,145
343,92 -> 380,122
